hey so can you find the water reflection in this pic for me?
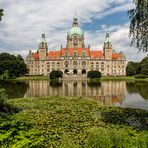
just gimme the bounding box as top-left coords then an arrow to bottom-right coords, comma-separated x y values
0,81 -> 28,99
0,80 -> 147,109
25,80 -> 126,106
126,81 -> 148,100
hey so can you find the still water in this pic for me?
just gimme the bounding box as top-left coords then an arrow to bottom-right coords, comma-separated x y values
0,80 -> 148,110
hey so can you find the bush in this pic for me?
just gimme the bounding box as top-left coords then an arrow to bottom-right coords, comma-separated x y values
135,74 -> 148,79
85,127 -> 148,148
50,70 -> 63,79
87,71 -> 101,78
0,88 -> 20,116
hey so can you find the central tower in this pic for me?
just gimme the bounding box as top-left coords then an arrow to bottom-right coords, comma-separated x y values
66,14 -> 84,49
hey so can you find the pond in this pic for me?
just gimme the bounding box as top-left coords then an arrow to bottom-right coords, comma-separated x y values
0,80 -> 148,110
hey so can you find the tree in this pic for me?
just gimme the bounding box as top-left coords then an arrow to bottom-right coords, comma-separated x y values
0,8 -> 4,21
50,71 -> 63,79
87,71 -> 101,78
140,57 -> 148,75
128,0 -> 148,52
0,70 -> 9,80
0,53 -> 29,78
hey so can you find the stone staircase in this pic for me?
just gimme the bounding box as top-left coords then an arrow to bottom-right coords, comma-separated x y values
62,74 -> 87,80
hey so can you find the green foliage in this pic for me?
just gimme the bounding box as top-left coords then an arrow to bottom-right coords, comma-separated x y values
135,74 -> 148,79
0,8 -> 3,21
140,57 -> 148,75
0,70 -> 9,80
0,81 -> 28,99
85,127 -> 148,148
126,61 -> 140,76
0,119 -> 44,148
50,79 -> 62,87
0,53 -> 29,78
87,71 -> 101,78
85,127 -> 113,148
0,88 -> 20,116
2,96 -> 147,147
0,88 -> 7,104
126,81 -> 148,100
50,70 -> 63,79
128,0 -> 148,52
126,56 -> 148,76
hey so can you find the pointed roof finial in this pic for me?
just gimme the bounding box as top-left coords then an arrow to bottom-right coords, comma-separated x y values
40,33 -> 46,43
73,12 -> 79,27
105,32 -> 111,43
74,12 -> 77,18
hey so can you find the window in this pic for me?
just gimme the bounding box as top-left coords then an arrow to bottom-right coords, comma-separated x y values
64,61 -> 69,68
52,62 -> 55,68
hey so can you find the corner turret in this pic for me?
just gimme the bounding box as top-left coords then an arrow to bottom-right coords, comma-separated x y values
103,33 -> 113,60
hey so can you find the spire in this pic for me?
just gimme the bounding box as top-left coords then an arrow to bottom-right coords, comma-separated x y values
40,33 -> 47,43
104,33 -> 111,43
72,13 -> 79,27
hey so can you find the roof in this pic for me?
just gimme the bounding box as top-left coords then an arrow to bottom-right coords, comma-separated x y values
68,27 -> 83,36
47,51 -> 61,59
90,51 -> 103,58
32,48 -> 121,60
112,53 -> 120,59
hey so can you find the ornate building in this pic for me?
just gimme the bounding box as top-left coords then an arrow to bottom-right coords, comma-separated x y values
26,15 -> 126,76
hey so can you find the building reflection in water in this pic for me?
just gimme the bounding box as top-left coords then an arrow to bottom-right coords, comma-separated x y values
25,80 -> 126,106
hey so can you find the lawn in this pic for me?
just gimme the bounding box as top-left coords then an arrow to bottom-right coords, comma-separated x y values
0,96 -> 148,147
15,76 -> 50,80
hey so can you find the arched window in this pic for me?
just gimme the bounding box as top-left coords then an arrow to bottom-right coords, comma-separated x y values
96,62 -> 99,69
82,61 -> 86,68
64,61 -> 69,68
91,62 -> 94,70
101,62 -> 104,71
52,62 -> 55,69
57,62 -> 60,67
73,61 -> 77,68
47,62 -> 50,68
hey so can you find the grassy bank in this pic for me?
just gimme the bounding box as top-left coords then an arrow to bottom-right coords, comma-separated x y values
0,96 -> 148,147
101,76 -> 148,81
15,76 -> 50,80
13,76 -> 148,81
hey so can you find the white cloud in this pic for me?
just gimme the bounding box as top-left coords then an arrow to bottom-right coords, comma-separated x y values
0,0 -> 145,61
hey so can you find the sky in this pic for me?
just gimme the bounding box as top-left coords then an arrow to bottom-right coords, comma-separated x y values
0,0 -> 147,61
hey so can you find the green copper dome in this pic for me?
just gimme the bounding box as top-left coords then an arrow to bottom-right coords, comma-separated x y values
68,27 -> 83,36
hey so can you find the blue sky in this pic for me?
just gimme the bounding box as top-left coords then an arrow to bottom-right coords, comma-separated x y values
0,0 -> 146,61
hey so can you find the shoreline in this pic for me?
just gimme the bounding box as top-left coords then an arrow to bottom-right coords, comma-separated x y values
8,76 -> 148,81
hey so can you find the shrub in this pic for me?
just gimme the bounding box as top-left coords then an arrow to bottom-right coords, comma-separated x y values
85,127 -> 148,148
135,74 -> 148,79
50,71 -> 63,79
87,71 -> 101,78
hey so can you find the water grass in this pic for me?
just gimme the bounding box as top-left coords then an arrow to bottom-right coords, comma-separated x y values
0,96 -> 147,147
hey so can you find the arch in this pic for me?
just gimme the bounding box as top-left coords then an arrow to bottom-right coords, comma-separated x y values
52,62 -> 55,68
82,69 -> 86,74
73,69 -> 77,75
57,62 -> 60,67
65,69 -> 69,74
64,61 -> 69,68
82,61 -> 86,65
73,61 -> 77,65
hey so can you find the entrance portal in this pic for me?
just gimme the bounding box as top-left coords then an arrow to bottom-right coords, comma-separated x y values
73,69 -> 77,75
65,69 -> 69,74
82,69 -> 86,74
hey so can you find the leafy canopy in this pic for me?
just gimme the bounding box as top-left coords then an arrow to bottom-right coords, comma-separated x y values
0,53 -> 29,78
128,0 -> 148,52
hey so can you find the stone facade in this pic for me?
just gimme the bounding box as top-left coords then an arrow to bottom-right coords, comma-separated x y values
26,15 -> 126,76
